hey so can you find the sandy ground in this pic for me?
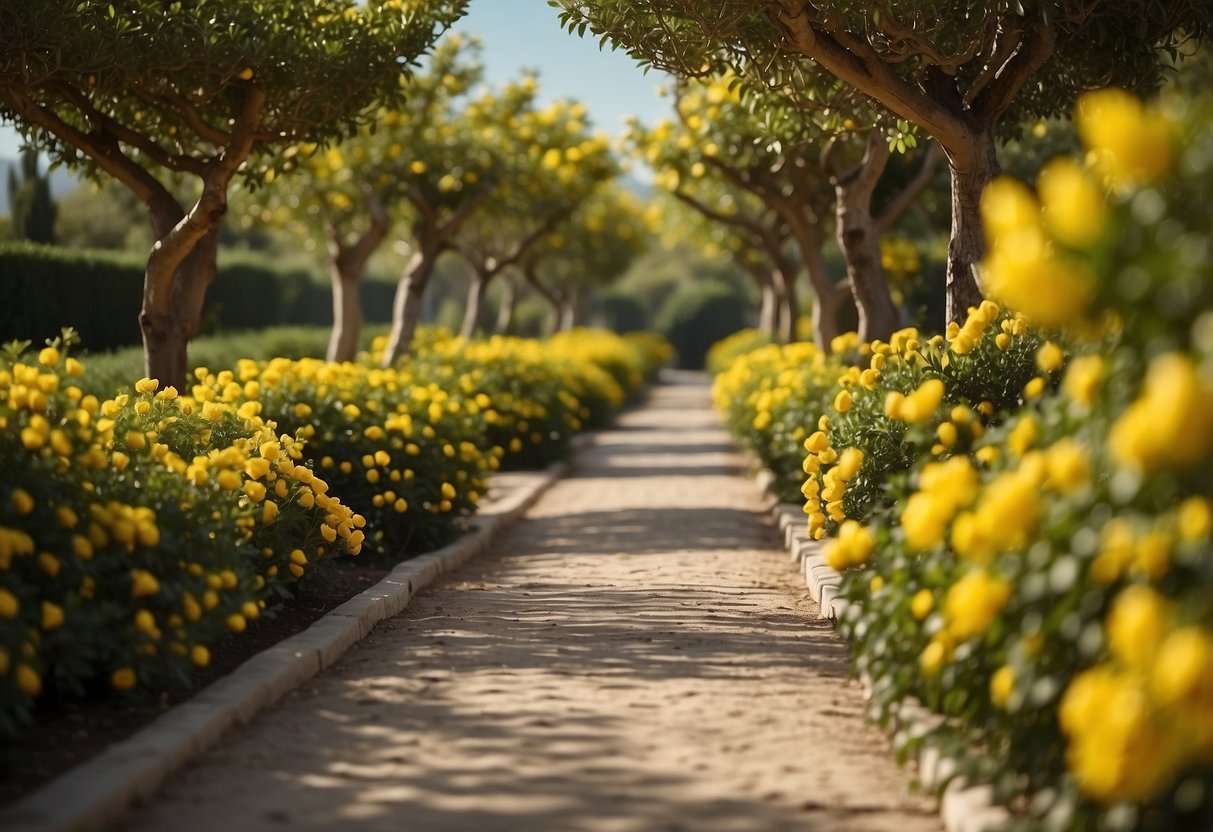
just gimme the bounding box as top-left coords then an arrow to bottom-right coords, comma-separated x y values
117,372 -> 940,832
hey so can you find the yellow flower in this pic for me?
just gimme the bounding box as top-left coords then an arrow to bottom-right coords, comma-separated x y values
191,645 -> 211,668
1109,353 -> 1213,472
835,447 -> 864,481
1177,497 -> 1212,542
111,667 -> 137,692
1107,585 -> 1170,668
1062,355 -> 1103,407
990,666 -> 1015,708
944,570 -> 1011,640
130,569 -> 160,598
134,377 -> 159,393
40,601 -> 64,631
980,177 -> 1041,244
17,664 -> 42,697
920,636 -> 951,674
900,492 -> 951,551
1007,416 -> 1038,457
1037,158 -> 1106,247
0,588 -> 19,618
833,389 -> 852,413
1151,626 -> 1212,707
1044,438 -> 1090,493
38,346 -> 61,367
10,488 -> 34,516
1076,87 -> 1174,189
910,589 -> 934,621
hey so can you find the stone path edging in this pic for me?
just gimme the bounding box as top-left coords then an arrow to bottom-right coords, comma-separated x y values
756,470 -> 1011,832
0,437 -> 596,832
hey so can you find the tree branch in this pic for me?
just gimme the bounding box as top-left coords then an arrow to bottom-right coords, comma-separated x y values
769,0 -> 968,147
54,81 -> 207,177
971,20 -> 1058,123
2,87 -> 172,210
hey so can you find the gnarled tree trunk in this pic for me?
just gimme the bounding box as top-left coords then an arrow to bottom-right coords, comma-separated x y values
326,266 -> 364,364
382,241 -> 440,365
945,130 -> 999,324
326,194 -> 391,363
494,277 -> 518,334
784,212 -> 840,349
830,133 -> 900,343
140,225 -> 222,391
460,267 -> 488,339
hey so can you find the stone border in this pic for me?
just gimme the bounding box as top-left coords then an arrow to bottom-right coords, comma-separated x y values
758,474 -> 1010,832
0,435 -> 598,832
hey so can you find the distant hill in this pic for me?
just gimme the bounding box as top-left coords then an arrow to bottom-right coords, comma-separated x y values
0,157 -> 80,216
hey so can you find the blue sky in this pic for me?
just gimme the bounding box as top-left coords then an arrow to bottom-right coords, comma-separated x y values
0,1 -> 672,159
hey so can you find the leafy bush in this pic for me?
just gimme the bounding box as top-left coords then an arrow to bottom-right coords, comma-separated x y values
0,323 -> 667,738
0,332 -> 361,737
704,327 -> 773,376
656,279 -> 750,370
712,89 -> 1213,830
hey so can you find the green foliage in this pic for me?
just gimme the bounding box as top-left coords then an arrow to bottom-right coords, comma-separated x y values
0,331 -> 362,737
0,243 -> 399,352
0,0 -> 470,187
655,279 -> 750,370
5,150 -> 56,245
711,86 -> 1213,830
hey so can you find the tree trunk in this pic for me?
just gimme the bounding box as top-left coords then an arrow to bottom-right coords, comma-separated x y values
558,292 -> 580,332
140,225 -> 221,391
770,263 -> 797,344
382,245 -> 439,365
945,130 -> 998,325
326,264 -> 363,363
832,136 -> 899,343
494,278 -> 518,334
326,194 -> 391,363
744,260 -> 780,339
460,269 -> 488,339
784,213 -> 840,349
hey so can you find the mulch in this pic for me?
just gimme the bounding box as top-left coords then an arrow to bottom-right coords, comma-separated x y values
0,560 -> 392,808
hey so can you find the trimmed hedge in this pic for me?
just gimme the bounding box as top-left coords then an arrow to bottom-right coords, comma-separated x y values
0,243 -> 398,351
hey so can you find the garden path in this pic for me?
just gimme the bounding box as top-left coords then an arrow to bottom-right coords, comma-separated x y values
118,372 -> 940,832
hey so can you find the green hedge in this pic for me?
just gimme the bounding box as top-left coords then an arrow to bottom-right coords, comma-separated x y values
0,242 -> 398,351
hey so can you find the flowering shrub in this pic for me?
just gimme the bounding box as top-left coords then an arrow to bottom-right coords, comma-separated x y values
190,355 -> 492,557
705,328 -> 772,376
712,334 -> 858,502
0,333 -> 361,736
713,88 -> 1213,830
0,326 -> 667,737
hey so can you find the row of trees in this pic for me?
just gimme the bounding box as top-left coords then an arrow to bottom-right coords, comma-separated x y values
557,0 -> 1208,341
0,1 -> 649,389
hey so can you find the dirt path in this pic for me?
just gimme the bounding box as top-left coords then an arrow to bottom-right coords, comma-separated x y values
118,373 -> 940,832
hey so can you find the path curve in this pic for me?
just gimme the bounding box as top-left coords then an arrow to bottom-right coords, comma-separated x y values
118,373 -> 940,832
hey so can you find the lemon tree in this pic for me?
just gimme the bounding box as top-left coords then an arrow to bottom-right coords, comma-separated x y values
233,35 -> 483,363
553,0 -> 1207,326
0,0 -> 467,389
451,96 -> 619,338
520,183 -> 651,333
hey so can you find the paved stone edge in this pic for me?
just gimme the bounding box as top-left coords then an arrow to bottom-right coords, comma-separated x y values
761,483 -> 1010,832
0,440 -> 592,832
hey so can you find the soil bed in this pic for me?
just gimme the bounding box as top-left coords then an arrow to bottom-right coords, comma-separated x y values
0,559 -> 391,807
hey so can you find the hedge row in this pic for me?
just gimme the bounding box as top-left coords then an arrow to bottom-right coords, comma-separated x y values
0,243 -> 398,351
0,325 -> 670,739
713,89 -> 1213,831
